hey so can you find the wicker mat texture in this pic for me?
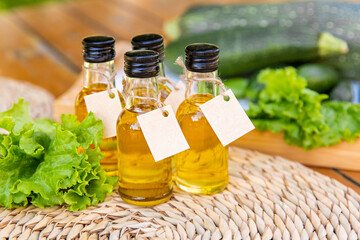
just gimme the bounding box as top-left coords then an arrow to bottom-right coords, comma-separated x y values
0,147 -> 359,240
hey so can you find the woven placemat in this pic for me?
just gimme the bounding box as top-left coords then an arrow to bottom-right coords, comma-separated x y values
0,147 -> 359,240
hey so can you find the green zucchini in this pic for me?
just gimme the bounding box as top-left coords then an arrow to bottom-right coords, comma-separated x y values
165,27 -> 348,77
223,78 -> 248,99
298,63 -> 339,93
165,1 -> 360,80
330,82 -> 353,102
319,45 -> 360,80
245,73 -> 264,101
165,1 -> 360,40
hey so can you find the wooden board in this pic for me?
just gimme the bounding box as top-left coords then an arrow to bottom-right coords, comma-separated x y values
15,2 -> 113,69
68,0 -> 163,41
233,130 -> 360,171
0,14 -> 76,97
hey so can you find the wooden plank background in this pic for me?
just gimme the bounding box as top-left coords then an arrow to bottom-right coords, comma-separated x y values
0,0 -> 359,192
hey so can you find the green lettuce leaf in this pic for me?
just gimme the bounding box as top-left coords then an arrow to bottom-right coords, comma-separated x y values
0,99 -> 117,211
61,113 -> 103,148
316,101 -> 360,146
247,67 -> 360,150
0,99 -> 32,135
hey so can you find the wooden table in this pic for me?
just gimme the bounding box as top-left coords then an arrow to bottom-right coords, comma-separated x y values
1,0 -> 359,193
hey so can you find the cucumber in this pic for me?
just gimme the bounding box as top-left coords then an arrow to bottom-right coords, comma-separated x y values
330,82 -> 352,102
165,1 -> 360,40
165,27 -> 348,77
245,73 -> 264,101
319,45 -> 360,80
330,81 -> 360,103
165,1 -> 360,81
298,63 -> 339,93
223,78 -> 248,99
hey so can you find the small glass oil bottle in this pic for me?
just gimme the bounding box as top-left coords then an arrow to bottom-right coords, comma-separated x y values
174,44 -> 229,194
131,34 -> 171,101
116,50 -> 173,206
75,35 -> 124,176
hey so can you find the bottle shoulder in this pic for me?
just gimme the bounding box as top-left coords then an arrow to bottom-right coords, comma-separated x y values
176,93 -> 214,117
76,83 -> 108,98
117,104 -> 157,128
76,84 -> 124,106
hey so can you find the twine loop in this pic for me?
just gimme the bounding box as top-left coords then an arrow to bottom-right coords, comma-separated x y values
122,77 -> 168,117
158,77 -> 180,91
175,57 -> 228,99
83,66 -> 117,98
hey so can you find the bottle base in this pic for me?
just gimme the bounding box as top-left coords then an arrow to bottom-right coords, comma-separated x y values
119,189 -> 173,206
100,161 -> 118,176
104,170 -> 118,177
100,149 -> 118,177
175,179 -> 228,195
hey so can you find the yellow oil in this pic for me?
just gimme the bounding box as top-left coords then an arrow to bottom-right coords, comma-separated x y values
159,83 -> 171,102
174,93 -> 229,194
158,63 -> 171,102
116,104 -> 172,206
75,83 -> 124,176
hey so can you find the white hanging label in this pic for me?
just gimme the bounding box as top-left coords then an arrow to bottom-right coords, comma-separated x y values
200,89 -> 254,146
164,81 -> 186,113
84,89 -> 122,138
137,105 -> 189,162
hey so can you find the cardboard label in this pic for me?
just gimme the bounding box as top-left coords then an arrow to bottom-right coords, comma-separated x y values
200,89 -> 254,146
137,105 -> 189,162
84,89 -> 122,138
164,81 -> 186,113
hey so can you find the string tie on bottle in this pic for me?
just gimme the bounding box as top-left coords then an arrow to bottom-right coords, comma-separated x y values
122,76 -> 168,116
83,65 -> 117,98
175,57 -> 228,99
157,77 -> 180,91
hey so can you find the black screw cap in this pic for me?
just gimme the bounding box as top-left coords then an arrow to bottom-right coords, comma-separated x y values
185,43 -> 219,73
82,35 -> 115,63
131,34 -> 165,62
124,50 -> 159,78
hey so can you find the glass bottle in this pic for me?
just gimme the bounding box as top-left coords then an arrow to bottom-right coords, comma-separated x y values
174,44 -> 229,194
75,35 -> 124,176
116,50 -> 173,206
131,34 -> 171,101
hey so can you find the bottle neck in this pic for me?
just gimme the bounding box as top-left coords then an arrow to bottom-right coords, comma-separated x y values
186,70 -> 219,98
125,76 -> 159,109
83,60 -> 115,88
158,61 -> 165,78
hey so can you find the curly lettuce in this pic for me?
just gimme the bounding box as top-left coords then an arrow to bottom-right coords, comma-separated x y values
0,99 -> 117,211
247,67 -> 360,150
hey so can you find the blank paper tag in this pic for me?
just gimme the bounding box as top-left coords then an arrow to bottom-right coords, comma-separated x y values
200,89 -> 254,146
84,89 -> 122,138
137,105 -> 189,162
164,81 -> 185,113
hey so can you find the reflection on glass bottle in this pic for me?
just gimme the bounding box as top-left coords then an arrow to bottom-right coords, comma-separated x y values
174,44 -> 229,194
116,50 -> 173,206
75,36 -> 124,176
131,34 -> 171,101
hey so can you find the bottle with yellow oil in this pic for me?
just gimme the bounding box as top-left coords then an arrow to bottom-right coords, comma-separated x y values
116,50 -> 173,206
131,34 -> 171,101
75,35 -> 124,176
174,43 -> 229,194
